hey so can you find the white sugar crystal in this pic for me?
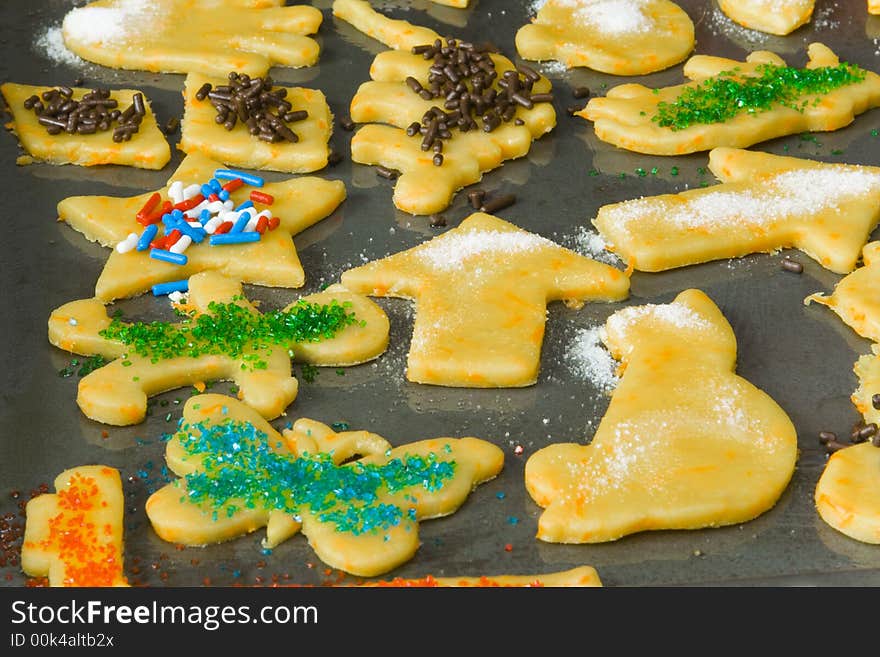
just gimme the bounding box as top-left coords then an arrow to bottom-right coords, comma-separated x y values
533,0 -> 653,35
573,227 -> 621,266
417,230 -> 556,269
607,302 -> 711,333
566,326 -> 619,392
35,26 -> 84,66
62,0 -> 155,44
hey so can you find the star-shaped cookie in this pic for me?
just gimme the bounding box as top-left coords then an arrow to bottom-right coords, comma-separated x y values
341,212 -> 630,387
815,443 -> 880,544
579,43 -> 880,155
49,272 -> 389,426
526,289 -> 798,543
57,152 -> 346,301
180,73 -> 333,174
61,0 -> 322,77
22,465 -> 129,587
515,0 -> 694,75
594,148 -> 880,274
1,83 -> 170,169
718,0 -> 814,35
146,394 -> 504,576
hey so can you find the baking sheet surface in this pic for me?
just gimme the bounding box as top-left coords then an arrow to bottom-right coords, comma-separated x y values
2,0 -> 880,587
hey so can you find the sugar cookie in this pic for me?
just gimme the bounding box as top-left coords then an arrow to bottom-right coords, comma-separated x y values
62,0 -> 322,77
332,0 -> 441,50
526,289 -> 798,543
580,43 -> 880,155
341,212 -> 629,387
49,272 -> 388,426
146,394 -> 504,576
364,566 -> 602,587
718,0 -> 814,36
22,466 -> 128,587
180,73 -> 332,174
816,443 -> 880,544
516,0 -> 694,75
57,152 -> 346,301
594,148 -> 880,274
852,346 -> 880,428
1,83 -> 169,169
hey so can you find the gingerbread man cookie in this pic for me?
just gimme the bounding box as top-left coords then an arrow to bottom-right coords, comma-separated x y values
146,395 -> 504,576
816,443 -> 880,544
594,148 -> 880,274
341,212 -> 629,387
57,152 -> 346,301
1,83 -> 169,169
580,43 -> 880,155
22,466 -> 128,587
718,0 -> 814,36
515,0 -> 694,75
332,0 -> 442,51
364,566 -> 602,587
180,72 -> 333,174
62,0 -> 322,77
526,289 -> 798,543
49,271 -> 389,426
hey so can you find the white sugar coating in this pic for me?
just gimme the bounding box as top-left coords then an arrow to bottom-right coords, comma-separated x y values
35,26 -> 85,66
566,326 -> 619,392
603,167 -> 880,235
533,0 -> 653,34
607,302 -> 711,334
416,229 -> 557,269
573,227 -> 622,266
62,0 -> 155,44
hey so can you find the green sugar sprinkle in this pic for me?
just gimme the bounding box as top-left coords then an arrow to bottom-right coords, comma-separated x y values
178,420 -> 457,535
653,63 -> 866,131
98,299 -> 359,369
58,354 -> 109,378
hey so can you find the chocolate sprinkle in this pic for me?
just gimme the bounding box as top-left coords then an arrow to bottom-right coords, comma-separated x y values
24,86 -> 143,139
429,214 -> 447,227
781,257 -> 803,273
479,193 -> 516,214
376,165 -> 400,180
572,86 -> 591,99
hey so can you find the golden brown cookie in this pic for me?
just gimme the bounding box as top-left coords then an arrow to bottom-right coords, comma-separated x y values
816,443 -> 880,544
516,0 -> 694,75
579,43 -> 880,155
48,272 -> 389,426
22,466 -> 129,587
57,152 -> 346,301
180,73 -> 333,174
341,212 -> 630,387
62,0 -> 322,77
718,0 -> 814,35
594,148 -> 880,274
526,289 -> 798,543
145,394 -> 504,576
1,83 -> 169,169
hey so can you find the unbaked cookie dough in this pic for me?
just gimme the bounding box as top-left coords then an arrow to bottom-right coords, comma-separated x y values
180,73 -> 333,174
333,0 -> 442,50
593,148 -> 880,274
516,0 -> 694,75
62,0 -> 322,77
341,212 -> 630,387
816,443 -> 880,544
1,83 -> 169,169
718,0 -> 814,35
525,289 -> 798,543
22,465 -> 129,587
57,152 -> 346,301
146,394 -> 504,577
364,566 -> 602,587
580,43 -> 880,155
49,271 -> 389,426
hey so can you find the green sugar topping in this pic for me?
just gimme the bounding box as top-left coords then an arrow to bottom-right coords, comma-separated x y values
178,419 -> 457,535
653,63 -> 867,131
99,298 -> 359,368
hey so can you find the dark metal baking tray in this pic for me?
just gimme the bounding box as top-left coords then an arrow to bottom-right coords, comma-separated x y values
2,0 -> 880,587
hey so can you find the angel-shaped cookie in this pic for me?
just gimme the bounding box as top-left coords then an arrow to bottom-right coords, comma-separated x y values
22,466 -> 129,587
48,272 -> 389,425
515,0 -> 694,75
335,0 -> 556,214
61,0 -> 322,77
341,212 -> 630,387
580,43 -> 880,155
146,395 -> 504,576
57,152 -> 346,301
1,82 -> 170,169
594,148 -> 880,274
718,0 -> 814,36
525,289 -> 798,543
